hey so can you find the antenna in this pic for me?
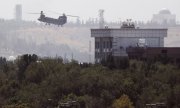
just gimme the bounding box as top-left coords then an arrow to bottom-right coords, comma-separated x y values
119,18 -> 122,27
99,9 -> 104,28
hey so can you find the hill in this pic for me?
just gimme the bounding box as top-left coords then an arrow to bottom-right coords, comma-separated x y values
0,20 -> 93,62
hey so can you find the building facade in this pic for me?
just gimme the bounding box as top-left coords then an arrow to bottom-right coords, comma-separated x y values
127,47 -> 180,62
91,25 -> 167,63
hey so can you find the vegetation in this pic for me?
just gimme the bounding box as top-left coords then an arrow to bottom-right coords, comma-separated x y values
0,54 -> 180,108
112,94 -> 134,108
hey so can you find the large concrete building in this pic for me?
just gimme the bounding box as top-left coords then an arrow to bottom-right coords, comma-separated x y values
91,23 -> 168,63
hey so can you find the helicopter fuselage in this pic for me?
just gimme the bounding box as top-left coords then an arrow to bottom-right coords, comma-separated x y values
38,15 -> 67,26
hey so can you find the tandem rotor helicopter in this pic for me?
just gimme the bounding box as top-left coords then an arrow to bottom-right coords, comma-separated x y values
30,11 -> 79,27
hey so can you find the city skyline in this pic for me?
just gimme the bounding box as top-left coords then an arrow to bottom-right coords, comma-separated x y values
0,0 -> 179,22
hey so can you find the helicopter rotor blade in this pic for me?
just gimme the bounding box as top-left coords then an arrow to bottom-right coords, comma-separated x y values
47,11 -> 62,15
27,13 -> 40,14
27,12 -> 46,15
47,10 -> 79,18
66,15 -> 79,18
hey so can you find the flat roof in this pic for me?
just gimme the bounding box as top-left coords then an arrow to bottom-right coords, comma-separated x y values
91,28 -> 168,30
91,28 -> 167,38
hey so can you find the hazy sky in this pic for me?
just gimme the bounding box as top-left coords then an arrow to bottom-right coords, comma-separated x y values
0,0 -> 179,22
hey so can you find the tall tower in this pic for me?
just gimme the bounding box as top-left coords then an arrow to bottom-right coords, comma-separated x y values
15,4 -> 22,21
99,9 -> 104,28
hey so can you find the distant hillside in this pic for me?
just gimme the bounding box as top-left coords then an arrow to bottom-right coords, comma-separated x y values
0,19 -> 180,62
0,20 -> 93,62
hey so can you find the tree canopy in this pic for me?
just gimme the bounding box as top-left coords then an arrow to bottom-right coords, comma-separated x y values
0,54 -> 180,108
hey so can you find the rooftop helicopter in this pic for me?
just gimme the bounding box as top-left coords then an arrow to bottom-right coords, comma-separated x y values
30,11 -> 79,27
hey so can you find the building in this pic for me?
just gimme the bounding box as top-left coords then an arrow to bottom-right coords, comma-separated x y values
165,27 -> 180,47
168,27 -> 180,37
91,22 -> 167,63
145,103 -> 166,108
58,100 -> 79,108
15,4 -> 22,21
152,9 -> 176,25
126,47 -> 180,63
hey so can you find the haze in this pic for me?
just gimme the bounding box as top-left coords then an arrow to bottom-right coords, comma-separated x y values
0,0 -> 179,22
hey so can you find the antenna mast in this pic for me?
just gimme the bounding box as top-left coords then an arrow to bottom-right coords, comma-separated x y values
99,9 -> 104,28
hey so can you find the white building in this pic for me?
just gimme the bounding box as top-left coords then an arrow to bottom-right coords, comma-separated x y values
152,9 -> 176,25
91,23 -> 167,63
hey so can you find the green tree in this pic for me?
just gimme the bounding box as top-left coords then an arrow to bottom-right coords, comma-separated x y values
16,54 -> 38,82
112,94 -> 134,108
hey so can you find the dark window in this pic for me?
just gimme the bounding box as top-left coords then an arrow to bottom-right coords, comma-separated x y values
120,46 -> 124,49
113,49 -> 118,52
95,42 -> 100,49
161,50 -> 167,54
106,41 -> 109,48
96,52 -> 99,58
103,41 -> 106,48
110,41 -> 112,48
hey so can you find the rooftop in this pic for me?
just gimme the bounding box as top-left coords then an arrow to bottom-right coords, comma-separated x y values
159,9 -> 171,14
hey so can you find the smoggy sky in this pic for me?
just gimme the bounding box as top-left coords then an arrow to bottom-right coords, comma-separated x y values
0,0 -> 179,22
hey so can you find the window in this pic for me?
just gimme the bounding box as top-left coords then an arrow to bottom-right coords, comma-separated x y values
161,50 -> 167,54
103,41 -> 106,48
95,42 -> 100,49
106,41 -> 109,49
120,46 -> 124,50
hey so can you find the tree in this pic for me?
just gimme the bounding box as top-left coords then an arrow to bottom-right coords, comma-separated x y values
112,94 -> 134,108
16,54 -> 38,82
2,103 -> 30,108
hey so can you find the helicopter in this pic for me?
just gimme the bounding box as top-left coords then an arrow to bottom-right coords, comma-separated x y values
30,11 -> 78,27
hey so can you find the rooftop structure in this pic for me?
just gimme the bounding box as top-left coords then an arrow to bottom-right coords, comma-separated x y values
15,4 -> 22,21
99,9 -> 105,28
152,9 -> 176,25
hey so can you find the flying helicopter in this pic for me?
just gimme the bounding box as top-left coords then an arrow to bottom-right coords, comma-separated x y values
30,11 -> 79,27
